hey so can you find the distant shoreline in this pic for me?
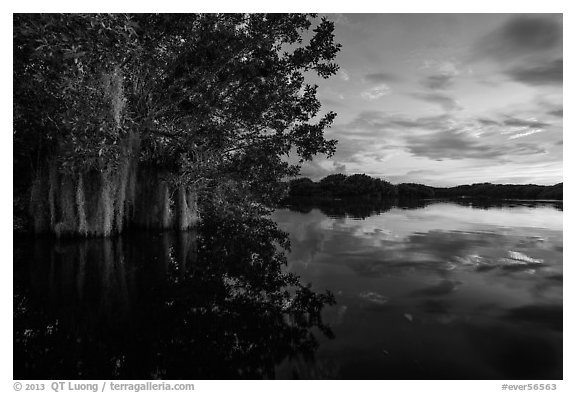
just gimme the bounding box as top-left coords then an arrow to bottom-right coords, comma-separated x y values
287,174 -> 563,201
283,195 -> 563,202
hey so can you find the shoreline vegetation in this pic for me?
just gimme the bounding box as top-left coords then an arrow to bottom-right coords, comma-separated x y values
285,174 -> 563,201
13,14 -> 341,238
15,172 -> 562,237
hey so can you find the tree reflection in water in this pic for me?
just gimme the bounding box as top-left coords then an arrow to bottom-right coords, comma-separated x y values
283,196 -> 562,220
14,205 -> 335,379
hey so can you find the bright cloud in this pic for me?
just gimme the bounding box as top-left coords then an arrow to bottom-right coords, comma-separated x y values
361,84 -> 391,100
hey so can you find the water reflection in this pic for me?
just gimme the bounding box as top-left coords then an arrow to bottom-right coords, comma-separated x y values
14,209 -> 335,379
282,197 -> 562,219
273,199 -> 562,379
14,199 -> 562,379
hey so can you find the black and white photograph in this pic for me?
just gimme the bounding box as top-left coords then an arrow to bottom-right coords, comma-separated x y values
9,4 -> 568,388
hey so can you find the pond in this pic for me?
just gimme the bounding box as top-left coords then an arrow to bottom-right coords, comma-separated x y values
273,199 -> 563,379
13,199 -> 562,379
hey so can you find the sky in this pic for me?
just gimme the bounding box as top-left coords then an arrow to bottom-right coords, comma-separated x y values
297,14 -> 563,187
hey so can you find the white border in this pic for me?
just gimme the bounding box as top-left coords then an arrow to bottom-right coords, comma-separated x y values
3,2 -> 572,392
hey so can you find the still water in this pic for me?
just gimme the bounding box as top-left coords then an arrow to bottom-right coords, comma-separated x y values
273,199 -> 563,379
14,200 -> 562,379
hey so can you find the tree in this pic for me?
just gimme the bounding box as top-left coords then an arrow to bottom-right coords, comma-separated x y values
319,173 -> 347,194
14,14 -> 341,235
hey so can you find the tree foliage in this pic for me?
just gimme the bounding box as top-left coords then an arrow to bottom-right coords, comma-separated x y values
287,174 -> 563,201
14,13 -> 341,205
288,173 -> 397,198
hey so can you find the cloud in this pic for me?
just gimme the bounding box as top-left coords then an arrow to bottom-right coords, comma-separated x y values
363,72 -> 400,84
548,109 -> 563,118
405,130 -> 494,160
389,114 -> 452,130
502,118 -> 549,129
361,84 -> 391,100
505,59 -> 563,86
476,116 -> 549,132
405,130 -> 546,161
339,68 -> 350,81
326,110 -> 552,171
474,15 -> 562,63
508,129 -> 544,140
472,116 -> 550,139
411,92 -> 462,112
326,112 -> 417,164
336,111 -> 451,139
478,118 -> 500,127
422,74 -> 454,90
298,159 -> 347,180
421,59 -> 461,75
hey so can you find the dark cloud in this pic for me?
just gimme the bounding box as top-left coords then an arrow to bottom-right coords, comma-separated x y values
548,109 -> 563,118
421,74 -> 454,90
478,118 -> 501,126
386,114 -> 452,131
502,118 -> 549,129
406,130 -> 495,160
477,116 -> 550,130
474,15 -> 562,62
505,59 -> 563,86
411,92 -> 462,112
405,130 -> 546,161
339,111 -> 451,135
363,72 -> 400,83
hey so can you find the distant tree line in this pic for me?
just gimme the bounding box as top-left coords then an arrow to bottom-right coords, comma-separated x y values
287,174 -> 563,200
288,174 -> 397,199
433,182 -> 563,200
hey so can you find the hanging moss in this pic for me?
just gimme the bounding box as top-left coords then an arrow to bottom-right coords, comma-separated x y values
76,175 -> 88,236
186,187 -> 199,228
114,159 -> 130,233
100,171 -> 114,237
23,61 -> 202,237
124,132 -> 140,223
175,186 -> 199,231
27,159 -> 199,237
54,177 -> 77,238
176,186 -> 188,231
160,183 -> 172,229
